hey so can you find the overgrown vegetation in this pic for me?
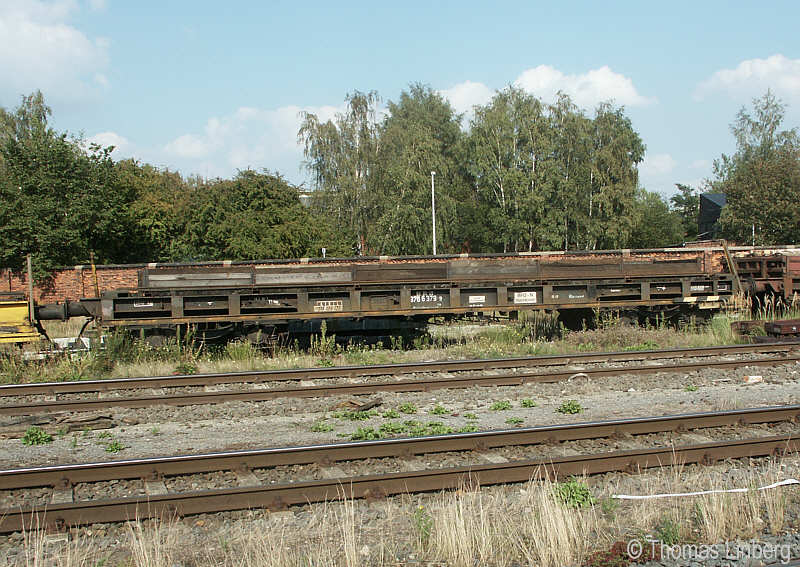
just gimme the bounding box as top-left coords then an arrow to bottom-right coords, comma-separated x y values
0,312 -> 759,385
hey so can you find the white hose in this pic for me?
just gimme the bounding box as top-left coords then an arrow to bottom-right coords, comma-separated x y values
613,478 -> 800,500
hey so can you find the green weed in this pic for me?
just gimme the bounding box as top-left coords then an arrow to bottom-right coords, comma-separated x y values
490,400 -> 512,411
556,400 -> 583,414
22,426 -> 53,446
104,440 -> 125,453
430,404 -> 449,415
311,421 -> 334,432
555,478 -> 597,508
349,427 -> 384,441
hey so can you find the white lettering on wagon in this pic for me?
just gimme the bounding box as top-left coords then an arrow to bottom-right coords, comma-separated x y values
513,291 -> 537,304
313,300 -> 343,312
468,295 -> 486,305
410,293 -> 444,308
133,302 -> 154,308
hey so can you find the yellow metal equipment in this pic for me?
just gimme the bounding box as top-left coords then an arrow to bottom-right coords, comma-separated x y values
0,294 -> 40,344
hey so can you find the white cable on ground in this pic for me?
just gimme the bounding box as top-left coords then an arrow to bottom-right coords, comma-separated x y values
612,478 -> 800,500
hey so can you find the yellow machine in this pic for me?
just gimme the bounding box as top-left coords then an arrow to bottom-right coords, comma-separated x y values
0,293 -> 40,344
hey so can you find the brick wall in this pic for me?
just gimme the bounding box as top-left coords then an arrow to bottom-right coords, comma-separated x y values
0,266 -> 139,303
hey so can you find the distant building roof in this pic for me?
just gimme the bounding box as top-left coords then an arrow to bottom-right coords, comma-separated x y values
698,193 -> 726,238
702,193 -> 726,208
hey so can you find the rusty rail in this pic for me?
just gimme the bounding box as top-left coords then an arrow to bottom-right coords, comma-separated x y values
2,342 -> 797,397
1,434 -> 797,532
2,405 -> 798,490
1,354 -> 798,416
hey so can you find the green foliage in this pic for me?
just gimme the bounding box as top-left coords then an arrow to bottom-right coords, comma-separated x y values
654,517 -> 681,545
430,404 -> 449,415
556,400 -> 583,414
520,399 -> 537,408
398,402 -> 418,414
349,427 -> 384,441
457,425 -> 479,433
399,420 -> 455,437
299,90 -> 382,254
378,421 -> 408,435
311,421 -> 334,432
412,505 -> 433,548
714,91 -> 800,245
174,359 -> 198,375
104,440 -> 125,453
464,412 -> 478,420
505,417 -> 524,425
373,84 -> 469,255
554,478 -> 597,508
670,183 -> 699,239
382,409 -> 401,419
490,400 -> 512,411
629,189 -> 684,248
0,92 -> 139,278
179,170 -> 329,260
684,384 -> 698,392
21,426 -> 53,446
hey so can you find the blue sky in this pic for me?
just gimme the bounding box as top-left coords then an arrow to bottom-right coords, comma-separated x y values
2,0 -> 799,197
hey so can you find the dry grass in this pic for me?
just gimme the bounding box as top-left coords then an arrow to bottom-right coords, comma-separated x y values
8,456 -> 799,566
1,311 -> 755,384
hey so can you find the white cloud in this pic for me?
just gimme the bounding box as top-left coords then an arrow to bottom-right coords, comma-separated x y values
0,0 -> 110,103
514,65 -> 655,109
439,80 -> 494,118
162,104 -> 341,180
640,153 -> 677,177
87,131 -> 130,155
695,54 -> 800,101
690,159 -> 710,170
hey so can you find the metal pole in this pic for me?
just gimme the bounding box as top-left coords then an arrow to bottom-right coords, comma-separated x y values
431,171 -> 437,256
26,254 -> 35,324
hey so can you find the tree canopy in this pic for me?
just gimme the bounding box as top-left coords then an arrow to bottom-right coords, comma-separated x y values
1,86 -> 796,280
713,91 -> 800,245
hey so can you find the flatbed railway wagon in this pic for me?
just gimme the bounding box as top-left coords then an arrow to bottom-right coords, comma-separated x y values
67,252 -> 734,342
5,246 -> 799,345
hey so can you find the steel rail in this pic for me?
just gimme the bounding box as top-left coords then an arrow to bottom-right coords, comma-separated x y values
1,435 -> 797,532
1,342 -> 797,396
1,354 -> 798,416
1,405 -> 798,489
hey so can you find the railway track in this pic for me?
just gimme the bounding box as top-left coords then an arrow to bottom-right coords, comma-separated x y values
1,352 -> 798,416
3,405 -> 798,487
2,342 -> 797,397
1,405 -> 799,532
